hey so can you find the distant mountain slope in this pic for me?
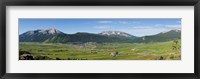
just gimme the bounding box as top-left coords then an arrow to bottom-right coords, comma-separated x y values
20,29 -> 132,43
19,28 -> 181,43
19,28 -> 63,42
131,29 -> 181,43
44,32 -> 129,43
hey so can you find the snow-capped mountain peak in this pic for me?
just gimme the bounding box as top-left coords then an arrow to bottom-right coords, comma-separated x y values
23,28 -> 63,35
99,31 -> 135,38
46,28 -> 62,34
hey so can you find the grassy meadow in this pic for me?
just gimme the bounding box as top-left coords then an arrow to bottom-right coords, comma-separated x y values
19,40 -> 181,60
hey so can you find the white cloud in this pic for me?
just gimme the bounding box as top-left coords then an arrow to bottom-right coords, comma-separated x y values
119,21 -> 129,24
165,25 -> 181,28
98,21 -> 112,24
165,24 -> 181,30
132,22 -> 140,24
152,24 -> 181,29
129,26 -> 153,29
129,24 -> 180,29
154,24 -> 163,27
177,21 -> 181,24
94,25 -> 111,29
98,21 -> 140,24
118,21 -> 140,24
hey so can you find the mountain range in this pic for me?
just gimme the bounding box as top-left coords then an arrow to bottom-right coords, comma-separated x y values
19,28 -> 181,43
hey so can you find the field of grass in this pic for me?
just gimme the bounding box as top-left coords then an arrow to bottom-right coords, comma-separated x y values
19,40 -> 181,60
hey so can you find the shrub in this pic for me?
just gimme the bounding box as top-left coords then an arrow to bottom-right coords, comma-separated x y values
56,57 -> 61,60
19,50 -> 31,55
159,56 -> 164,60
34,56 -> 53,60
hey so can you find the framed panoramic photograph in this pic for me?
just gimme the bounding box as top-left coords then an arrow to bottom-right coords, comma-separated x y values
0,0 -> 200,79
19,18 -> 181,60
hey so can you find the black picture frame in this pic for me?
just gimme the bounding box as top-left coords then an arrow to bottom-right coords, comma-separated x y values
0,0 -> 200,79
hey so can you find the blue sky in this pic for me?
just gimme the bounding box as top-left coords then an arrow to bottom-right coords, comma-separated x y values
19,18 -> 181,36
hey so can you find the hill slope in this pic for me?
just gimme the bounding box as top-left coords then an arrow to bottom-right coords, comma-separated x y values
131,29 -> 181,43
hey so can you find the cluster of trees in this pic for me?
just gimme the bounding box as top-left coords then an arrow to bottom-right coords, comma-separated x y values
19,50 -> 53,60
19,50 -> 89,60
34,56 -> 53,60
55,57 -> 88,60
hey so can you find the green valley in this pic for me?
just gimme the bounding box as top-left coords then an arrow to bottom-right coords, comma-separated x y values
19,40 -> 181,60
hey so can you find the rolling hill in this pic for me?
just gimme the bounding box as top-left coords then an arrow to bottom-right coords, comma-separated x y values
131,29 -> 181,43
